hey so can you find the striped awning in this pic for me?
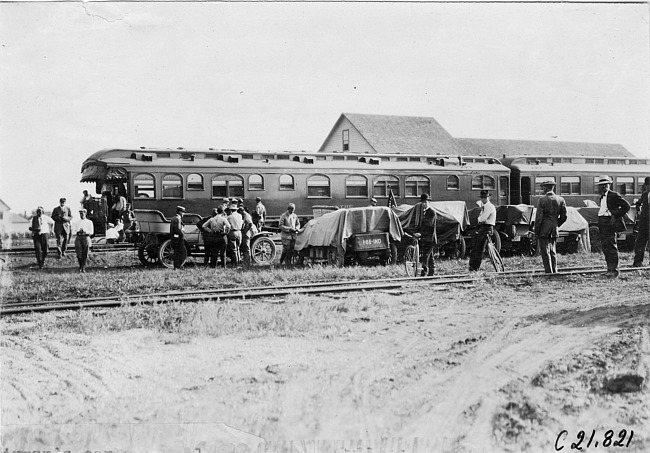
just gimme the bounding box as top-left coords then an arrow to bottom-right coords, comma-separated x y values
81,165 -> 127,182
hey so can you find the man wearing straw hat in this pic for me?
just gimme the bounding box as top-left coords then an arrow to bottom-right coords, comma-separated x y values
534,180 -> 567,274
595,176 -> 630,277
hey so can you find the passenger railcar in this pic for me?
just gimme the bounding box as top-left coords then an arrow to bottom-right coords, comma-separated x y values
500,155 -> 650,207
80,147 -> 511,223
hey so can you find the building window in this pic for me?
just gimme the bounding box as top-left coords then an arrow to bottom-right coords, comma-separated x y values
279,174 -> 294,191
616,177 -> 634,195
560,176 -> 581,195
212,175 -> 244,199
345,175 -> 368,198
472,175 -> 496,191
535,176 -> 556,195
162,174 -> 183,199
187,173 -> 204,191
405,175 -> 429,197
248,174 -> 264,191
447,175 -> 460,191
342,129 -> 349,151
134,173 -> 155,198
307,174 -> 331,198
373,175 -> 400,197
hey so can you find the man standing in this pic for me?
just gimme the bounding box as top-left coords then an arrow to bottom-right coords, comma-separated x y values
226,204 -> 243,266
110,189 -> 127,224
203,206 -> 231,268
52,197 -> 72,258
29,207 -> 53,269
469,190 -> 497,272
170,206 -> 186,270
254,197 -> 266,230
279,203 -> 300,267
534,180 -> 567,274
632,176 -> 650,267
73,208 -> 94,273
417,193 -> 436,276
596,176 -> 631,277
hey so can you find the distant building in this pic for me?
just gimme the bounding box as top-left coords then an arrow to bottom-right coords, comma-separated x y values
457,138 -> 634,159
318,113 -> 467,156
0,198 -> 31,238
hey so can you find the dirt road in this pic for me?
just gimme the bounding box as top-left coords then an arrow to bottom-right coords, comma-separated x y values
1,271 -> 649,452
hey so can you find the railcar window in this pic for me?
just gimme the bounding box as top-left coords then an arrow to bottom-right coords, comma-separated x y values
405,175 -> 429,197
560,176 -> 581,195
373,175 -> 400,197
499,176 -> 509,198
162,174 -> 183,199
472,175 -> 496,191
212,175 -> 244,199
446,175 -> 460,191
248,174 -> 264,191
346,175 -> 368,198
279,174 -> 295,191
396,157 -> 409,162
134,173 -> 155,198
616,177 -> 634,195
307,175 -> 331,198
187,173 -> 204,191
535,176 -> 556,195
333,156 -> 345,161
593,176 -> 602,194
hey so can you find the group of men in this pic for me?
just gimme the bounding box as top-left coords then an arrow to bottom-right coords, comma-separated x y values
29,197 -> 95,272
468,175 -> 650,276
169,197 -> 268,270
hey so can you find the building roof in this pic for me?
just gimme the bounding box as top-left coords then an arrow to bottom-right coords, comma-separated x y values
319,113 -> 467,155
457,138 -> 634,159
0,198 -> 10,212
0,211 -> 29,223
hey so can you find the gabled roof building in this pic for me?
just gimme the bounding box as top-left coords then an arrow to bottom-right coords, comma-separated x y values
457,138 -> 634,159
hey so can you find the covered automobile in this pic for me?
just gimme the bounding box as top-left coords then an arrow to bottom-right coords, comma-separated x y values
392,201 -> 469,258
295,206 -> 404,266
557,206 -> 590,253
495,204 -> 535,255
578,206 -> 637,252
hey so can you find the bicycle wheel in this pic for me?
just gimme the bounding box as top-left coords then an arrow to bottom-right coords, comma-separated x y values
487,242 -> 505,273
404,244 -> 419,277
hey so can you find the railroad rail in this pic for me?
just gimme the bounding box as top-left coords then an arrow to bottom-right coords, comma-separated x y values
2,265 -> 648,316
0,243 -> 136,256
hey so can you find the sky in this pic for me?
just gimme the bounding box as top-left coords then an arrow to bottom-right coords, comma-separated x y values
1,1 -> 648,216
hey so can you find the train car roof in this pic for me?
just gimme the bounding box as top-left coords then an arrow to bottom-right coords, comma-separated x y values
457,137 -> 635,159
81,147 -> 510,175
504,162 -> 650,173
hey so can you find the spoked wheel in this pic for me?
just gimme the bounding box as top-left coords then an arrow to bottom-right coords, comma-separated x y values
158,239 -> 186,269
487,241 -> 505,273
404,244 -> 419,277
138,242 -> 160,266
251,236 -> 277,265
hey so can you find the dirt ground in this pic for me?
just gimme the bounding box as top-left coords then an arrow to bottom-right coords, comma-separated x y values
1,256 -> 649,453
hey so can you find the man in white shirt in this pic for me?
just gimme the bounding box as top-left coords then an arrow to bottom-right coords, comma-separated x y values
73,208 -> 94,273
596,176 -> 630,277
29,206 -> 54,269
226,204 -> 243,266
279,203 -> 301,267
469,190 -> 497,271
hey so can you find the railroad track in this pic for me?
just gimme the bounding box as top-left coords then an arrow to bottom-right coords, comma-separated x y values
2,265 -> 648,316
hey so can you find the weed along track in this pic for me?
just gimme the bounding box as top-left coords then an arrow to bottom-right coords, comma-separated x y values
3,264 -> 647,316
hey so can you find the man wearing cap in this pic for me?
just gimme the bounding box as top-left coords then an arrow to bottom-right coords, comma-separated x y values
202,206 -> 231,268
279,203 -> 301,267
226,204 -> 243,266
417,193 -> 437,276
632,176 -> 650,267
253,197 -> 266,230
170,206 -> 186,269
534,180 -> 567,273
369,198 -> 378,207
29,206 -> 54,269
73,208 -> 94,272
199,208 -> 222,268
596,176 -> 630,277
52,197 -> 73,258
469,190 -> 497,271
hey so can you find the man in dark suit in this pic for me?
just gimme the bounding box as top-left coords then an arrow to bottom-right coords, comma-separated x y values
632,176 -> 650,267
596,176 -> 631,277
534,180 -> 567,273
51,197 -> 73,258
170,206 -> 186,270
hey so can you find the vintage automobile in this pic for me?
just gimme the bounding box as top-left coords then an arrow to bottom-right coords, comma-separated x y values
294,206 -> 404,267
577,206 -> 637,253
494,204 -> 536,256
135,209 -> 277,268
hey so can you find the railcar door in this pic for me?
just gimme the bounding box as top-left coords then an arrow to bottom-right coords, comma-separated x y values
521,177 -> 532,205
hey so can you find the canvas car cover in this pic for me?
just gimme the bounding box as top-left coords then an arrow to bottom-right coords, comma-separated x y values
532,206 -> 591,252
295,206 -> 404,257
392,201 -> 467,244
496,205 -> 534,225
